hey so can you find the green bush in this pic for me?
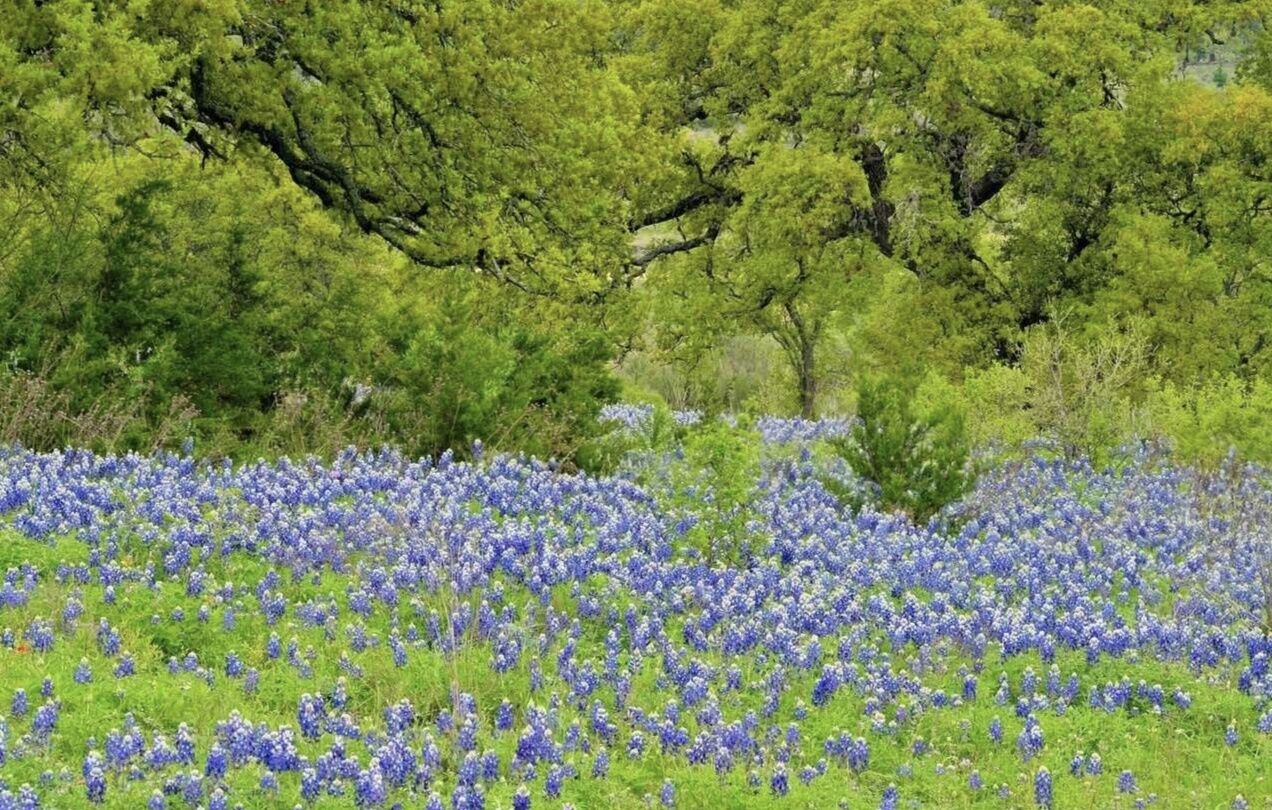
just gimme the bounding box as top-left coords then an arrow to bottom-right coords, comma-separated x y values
1147,375 -> 1272,468
671,418 -> 761,565
576,400 -> 682,476
941,320 -> 1150,466
957,365 -> 1038,453
834,373 -> 970,522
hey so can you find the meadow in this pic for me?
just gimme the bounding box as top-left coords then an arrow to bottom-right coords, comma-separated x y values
0,411 -> 1267,810
8,3 -> 1272,809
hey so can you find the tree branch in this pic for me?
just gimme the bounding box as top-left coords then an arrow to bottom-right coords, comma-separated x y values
631,224 -> 720,268
628,187 -> 740,232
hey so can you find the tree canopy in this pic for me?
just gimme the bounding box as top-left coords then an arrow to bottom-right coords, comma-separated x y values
5,0 -> 1272,458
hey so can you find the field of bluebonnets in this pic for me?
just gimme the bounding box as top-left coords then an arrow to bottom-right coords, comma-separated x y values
0,407 -> 1270,810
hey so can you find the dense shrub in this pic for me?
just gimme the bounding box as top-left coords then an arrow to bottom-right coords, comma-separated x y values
0,170 -> 618,463
373,277 -> 619,463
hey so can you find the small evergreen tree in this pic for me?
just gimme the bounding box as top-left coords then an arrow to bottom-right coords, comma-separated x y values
833,373 -> 970,522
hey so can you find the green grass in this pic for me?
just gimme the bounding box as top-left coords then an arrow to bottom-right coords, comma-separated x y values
0,526 -> 1268,808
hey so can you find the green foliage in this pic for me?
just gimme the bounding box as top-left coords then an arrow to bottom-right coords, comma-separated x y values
577,409 -> 763,562
915,325 -> 1272,471
1,0 -> 663,295
1148,376 -> 1272,468
921,320 -> 1153,466
891,315 -> 1153,466
0,151 -> 618,461
619,331 -> 821,418
619,2 -> 1272,439
1017,321 -> 1152,462
2,0 -> 641,462
577,399 -> 682,476
835,372 -> 970,522
0,175 -> 278,450
957,365 -> 1039,452
7,0 -> 1272,468
0,368 -> 198,453
671,418 -> 761,565
373,273 -> 619,462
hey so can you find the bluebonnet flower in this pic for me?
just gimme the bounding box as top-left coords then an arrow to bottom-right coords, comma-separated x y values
300,768 -> 320,802
1118,770 -> 1137,794
879,784 -> 899,810
210,787 -> 230,810
545,765 -> 565,799
1017,715 -> 1044,761
495,700 -> 515,734
85,767 -> 106,804
2,419 -> 1271,810
512,786 -> 530,810
1257,711 -> 1272,734
457,717 -> 478,752
389,634 -> 407,668
626,731 -> 645,760
1034,767 -> 1052,808
113,655 -> 135,679
1087,753 -> 1103,776
31,701 -> 58,741
770,765 -> 788,797
205,744 -> 228,779
1022,667 -> 1037,696
714,746 -> 734,775
24,620 -> 53,654
258,768 -> 278,793
1069,752 -> 1085,776
480,750 -> 499,781
96,620 -> 120,657
298,695 -> 325,740
962,674 -> 977,701
435,710 -> 453,735
458,752 -> 480,788
353,764 -> 385,806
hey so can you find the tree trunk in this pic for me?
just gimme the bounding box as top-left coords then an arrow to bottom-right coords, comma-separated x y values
781,300 -> 818,419
798,334 -> 817,419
